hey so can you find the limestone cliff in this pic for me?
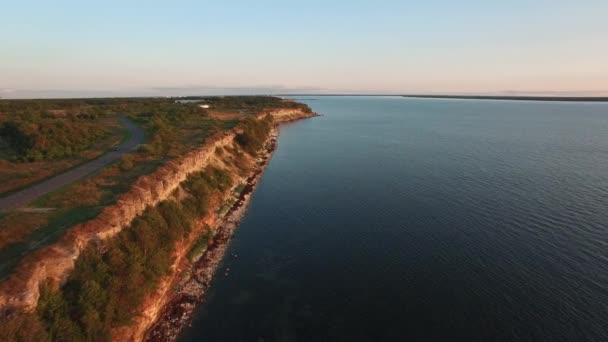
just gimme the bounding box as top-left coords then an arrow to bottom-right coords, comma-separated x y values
0,108 -> 316,316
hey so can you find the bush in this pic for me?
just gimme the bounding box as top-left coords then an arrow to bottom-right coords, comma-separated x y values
119,154 -> 134,171
137,144 -> 153,154
187,228 -> 214,262
34,163 -> 237,338
235,115 -> 273,155
0,116 -> 109,162
0,312 -> 49,342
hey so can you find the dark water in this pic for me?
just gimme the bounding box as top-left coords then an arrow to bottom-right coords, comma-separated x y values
179,97 -> 608,341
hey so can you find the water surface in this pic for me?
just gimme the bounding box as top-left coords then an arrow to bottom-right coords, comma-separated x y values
180,97 -> 608,341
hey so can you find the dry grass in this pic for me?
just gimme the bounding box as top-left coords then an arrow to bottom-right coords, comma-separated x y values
207,109 -> 244,120
0,155 -> 147,249
46,109 -> 68,117
0,211 -> 50,249
0,158 -> 89,194
43,180 -> 107,208
0,113 -> 238,265
37,153 -> 153,210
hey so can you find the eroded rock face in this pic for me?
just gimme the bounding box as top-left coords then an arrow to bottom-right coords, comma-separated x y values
138,129 -> 280,342
0,131 -> 237,312
0,109 -> 315,314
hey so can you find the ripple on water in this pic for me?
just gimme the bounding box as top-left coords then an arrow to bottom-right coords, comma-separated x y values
179,97 -> 608,342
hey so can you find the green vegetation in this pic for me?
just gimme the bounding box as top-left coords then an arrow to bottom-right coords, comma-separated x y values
0,118 -> 110,162
0,96 -> 297,164
0,312 -> 49,342
187,228 -> 214,262
0,100 -> 209,249
235,115 -> 274,154
0,97 -> 300,270
121,98 -> 237,159
30,166 -> 234,341
234,183 -> 246,195
178,96 -> 313,115
118,154 -> 134,171
0,96 -> 312,341
0,99 -> 129,194
0,97 -> 293,253
0,99 -> 118,162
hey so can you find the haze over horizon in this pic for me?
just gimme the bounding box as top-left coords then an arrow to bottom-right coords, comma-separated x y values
2,1 -> 607,99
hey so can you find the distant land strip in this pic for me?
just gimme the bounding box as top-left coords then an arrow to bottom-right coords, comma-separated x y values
278,94 -> 608,102
401,95 -> 608,102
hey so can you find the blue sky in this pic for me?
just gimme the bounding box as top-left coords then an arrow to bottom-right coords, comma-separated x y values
1,1 -> 607,98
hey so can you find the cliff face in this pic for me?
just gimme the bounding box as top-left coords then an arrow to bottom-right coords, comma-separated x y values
258,108 -> 316,123
118,133 -> 257,342
0,131 -> 237,312
0,108 -> 316,315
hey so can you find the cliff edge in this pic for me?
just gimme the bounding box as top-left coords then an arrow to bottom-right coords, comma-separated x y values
0,108 -> 316,317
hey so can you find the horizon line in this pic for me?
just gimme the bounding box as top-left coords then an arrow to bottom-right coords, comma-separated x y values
3,93 -> 608,103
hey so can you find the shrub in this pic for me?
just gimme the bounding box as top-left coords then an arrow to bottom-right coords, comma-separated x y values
35,163 -> 236,338
187,228 -> 214,262
0,313 -> 49,342
0,116 -> 109,162
235,115 -> 273,155
119,154 -> 134,171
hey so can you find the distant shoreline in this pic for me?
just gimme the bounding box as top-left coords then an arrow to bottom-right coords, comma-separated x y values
279,94 -> 608,102
401,95 -> 608,102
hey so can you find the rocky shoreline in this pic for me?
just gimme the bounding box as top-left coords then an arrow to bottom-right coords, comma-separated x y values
144,129 -> 280,341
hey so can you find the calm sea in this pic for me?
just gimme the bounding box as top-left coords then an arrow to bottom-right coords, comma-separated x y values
179,96 -> 608,341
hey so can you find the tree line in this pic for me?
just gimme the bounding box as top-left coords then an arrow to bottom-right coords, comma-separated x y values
0,117 -> 110,161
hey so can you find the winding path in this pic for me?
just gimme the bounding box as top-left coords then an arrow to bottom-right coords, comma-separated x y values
0,116 -> 144,212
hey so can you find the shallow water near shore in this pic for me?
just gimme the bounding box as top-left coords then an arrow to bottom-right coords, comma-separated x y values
179,96 -> 608,341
